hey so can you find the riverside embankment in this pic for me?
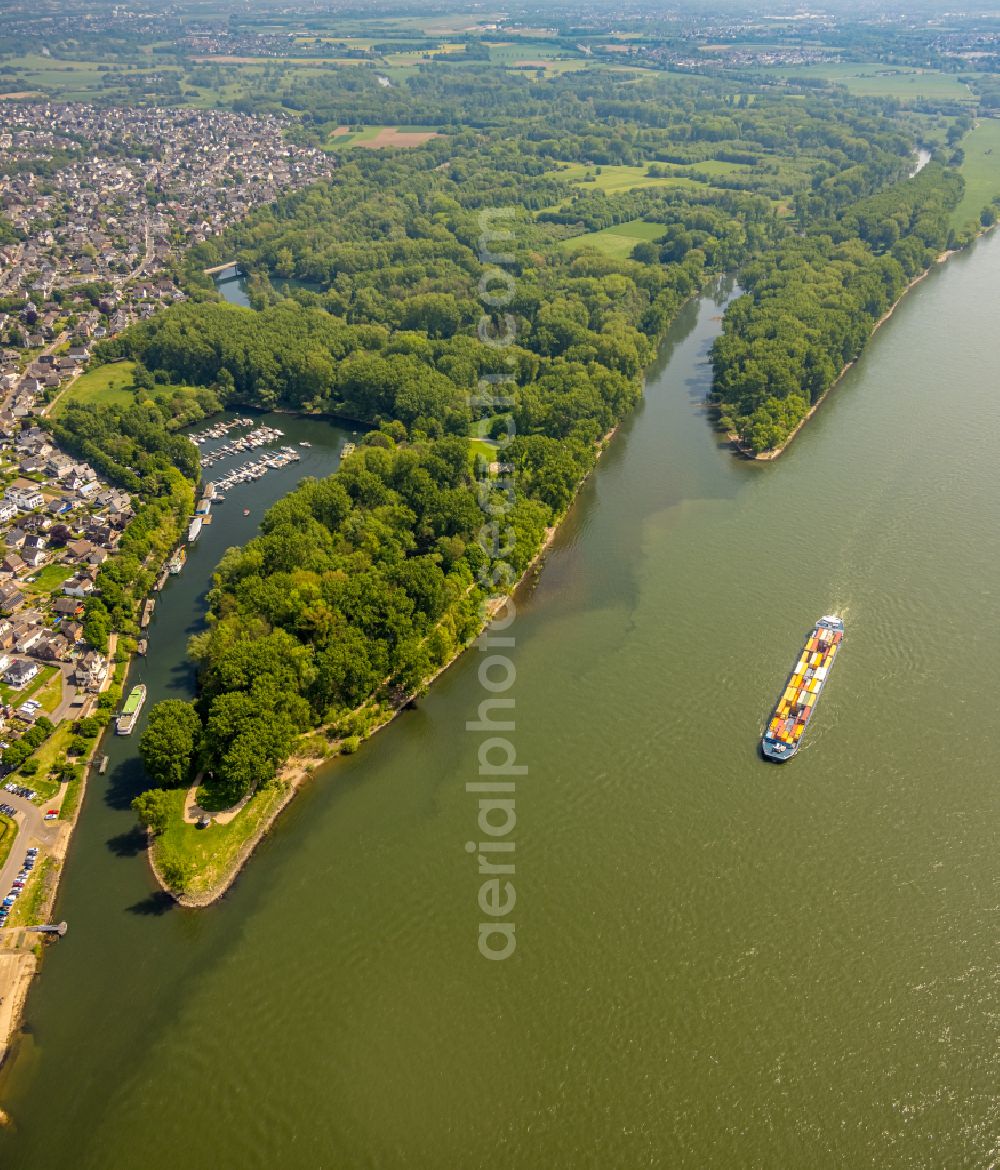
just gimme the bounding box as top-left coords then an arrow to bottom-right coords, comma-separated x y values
2,234 -> 1000,1168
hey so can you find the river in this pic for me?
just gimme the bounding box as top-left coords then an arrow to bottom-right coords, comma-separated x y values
2,233 -> 1000,1167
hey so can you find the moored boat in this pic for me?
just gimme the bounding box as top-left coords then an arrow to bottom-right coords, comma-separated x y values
762,615 -> 844,762
115,684 -> 147,736
188,516 -> 203,543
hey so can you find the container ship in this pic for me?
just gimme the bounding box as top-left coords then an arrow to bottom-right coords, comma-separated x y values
762,615 -> 844,761
115,684 -> 147,736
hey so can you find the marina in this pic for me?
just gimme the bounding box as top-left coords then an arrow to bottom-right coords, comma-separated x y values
208,446 -> 301,494
195,425 -> 289,469
187,417 -> 256,445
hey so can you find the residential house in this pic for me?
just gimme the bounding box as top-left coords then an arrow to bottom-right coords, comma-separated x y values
15,626 -> 43,653
61,619 -> 84,644
62,576 -> 95,599
4,485 -> 44,511
4,658 -> 38,689
52,596 -> 83,619
65,538 -> 94,561
73,649 -> 108,691
35,631 -> 69,661
0,584 -> 23,613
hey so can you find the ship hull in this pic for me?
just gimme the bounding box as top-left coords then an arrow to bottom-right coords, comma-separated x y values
761,615 -> 844,762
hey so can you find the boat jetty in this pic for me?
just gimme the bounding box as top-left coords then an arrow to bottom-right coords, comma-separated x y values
188,418 -> 256,446
212,445 -> 300,495
196,425 -> 287,470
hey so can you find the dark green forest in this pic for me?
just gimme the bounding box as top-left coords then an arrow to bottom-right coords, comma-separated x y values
710,164 -> 962,452
100,65 -> 967,811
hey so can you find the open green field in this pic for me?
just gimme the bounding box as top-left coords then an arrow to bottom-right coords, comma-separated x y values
545,162 -> 710,195
326,124 -> 443,148
0,52 -> 191,103
559,219 -> 668,260
950,118 -> 1000,230
763,62 -> 978,103
151,782 -> 291,897
22,562 -> 73,595
33,669 -> 65,717
383,43 -> 465,67
54,360 -> 137,413
54,361 -> 206,418
468,438 -> 499,462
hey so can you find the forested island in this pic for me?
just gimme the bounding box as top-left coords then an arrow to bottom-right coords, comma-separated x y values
39,56 -> 993,897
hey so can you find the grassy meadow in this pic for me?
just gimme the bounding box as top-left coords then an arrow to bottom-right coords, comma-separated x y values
950,118 -> 1000,230
560,219 -> 668,260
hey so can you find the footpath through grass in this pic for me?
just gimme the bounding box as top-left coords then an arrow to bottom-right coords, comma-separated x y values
53,360 -> 208,419
151,782 -> 290,899
52,360 -> 137,414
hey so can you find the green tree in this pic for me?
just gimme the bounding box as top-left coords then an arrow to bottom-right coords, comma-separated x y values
132,788 -> 173,834
139,700 -> 202,787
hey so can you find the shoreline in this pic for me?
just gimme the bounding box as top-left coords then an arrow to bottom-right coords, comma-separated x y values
727,225 -> 994,462
750,264 -> 934,461
0,672 -> 116,1077
150,430 -> 614,909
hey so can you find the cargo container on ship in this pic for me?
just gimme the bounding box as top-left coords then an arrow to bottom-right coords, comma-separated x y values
762,616 -> 844,761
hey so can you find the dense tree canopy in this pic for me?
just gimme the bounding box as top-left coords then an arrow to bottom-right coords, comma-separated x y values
710,164 -> 962,453
111,64 -> 958,811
